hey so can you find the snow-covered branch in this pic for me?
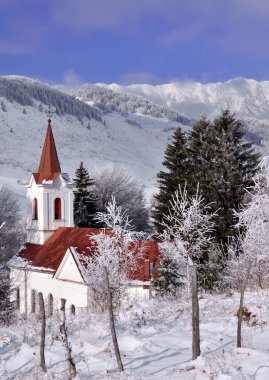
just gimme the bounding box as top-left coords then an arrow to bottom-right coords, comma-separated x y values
160,184 -> 216,263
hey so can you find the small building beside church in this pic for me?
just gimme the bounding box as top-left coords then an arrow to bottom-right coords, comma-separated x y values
11,119 -> 159,316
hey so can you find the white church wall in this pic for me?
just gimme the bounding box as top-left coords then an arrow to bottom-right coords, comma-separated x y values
55,249 -> 84,283
12,267 -> 88,315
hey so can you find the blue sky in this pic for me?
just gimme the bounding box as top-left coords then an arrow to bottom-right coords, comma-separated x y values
1,0 -> 269,85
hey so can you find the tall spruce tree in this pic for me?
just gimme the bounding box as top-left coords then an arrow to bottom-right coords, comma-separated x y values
188,110 -> 261,245
73,162 -> 98,227
154,111 -> 260,247
153,128 -> 190,233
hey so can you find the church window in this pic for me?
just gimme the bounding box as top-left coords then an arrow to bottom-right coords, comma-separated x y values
33,198 -> 38,220
54,198 -> 62,220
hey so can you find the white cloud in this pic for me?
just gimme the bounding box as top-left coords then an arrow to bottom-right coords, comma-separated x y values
62,69 -> 82,87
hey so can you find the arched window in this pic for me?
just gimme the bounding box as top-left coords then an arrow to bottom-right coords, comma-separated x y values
54,198 -> 62,220
48,293 -> 53,316
33,198 -> 38,220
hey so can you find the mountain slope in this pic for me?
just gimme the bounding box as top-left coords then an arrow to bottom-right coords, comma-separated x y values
2,76 -> 269,213
0,76 -> 189,211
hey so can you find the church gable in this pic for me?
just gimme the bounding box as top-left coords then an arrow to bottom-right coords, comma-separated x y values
54,248 -> 85,283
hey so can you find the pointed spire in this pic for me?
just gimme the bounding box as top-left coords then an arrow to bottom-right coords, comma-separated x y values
33,120 -> 61,184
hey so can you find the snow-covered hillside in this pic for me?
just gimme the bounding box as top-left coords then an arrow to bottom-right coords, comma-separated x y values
2,76 -> 269,213
0,76 -> 189,212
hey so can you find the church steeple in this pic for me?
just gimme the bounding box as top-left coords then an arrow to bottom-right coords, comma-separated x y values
34,120 -> 61,184
26,118 -> 74,244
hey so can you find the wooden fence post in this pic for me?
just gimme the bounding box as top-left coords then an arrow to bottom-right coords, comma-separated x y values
192,264 -> 201,360
60,299 -> 77,379
38,292 -> 47,372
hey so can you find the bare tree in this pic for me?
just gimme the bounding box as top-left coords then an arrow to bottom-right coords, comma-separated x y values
93,165 -> 150,232
103,266 -> 123,371
0,185 -> 24,322
79,198 -> 145,372
224,157 -> 269,347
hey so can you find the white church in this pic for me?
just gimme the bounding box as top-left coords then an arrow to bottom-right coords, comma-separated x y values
11,119 -> 159,316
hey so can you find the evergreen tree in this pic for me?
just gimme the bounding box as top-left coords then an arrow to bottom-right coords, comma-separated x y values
188,110 -> 261,246
154,257 -> 185,295
73,162 -> 98,227
153,128 -> 190,233
154,110 -> 260,248
0,187 -> 24,323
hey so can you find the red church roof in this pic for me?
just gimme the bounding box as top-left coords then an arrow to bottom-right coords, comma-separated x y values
33,120 -> 61,184
19,227 -> 160,281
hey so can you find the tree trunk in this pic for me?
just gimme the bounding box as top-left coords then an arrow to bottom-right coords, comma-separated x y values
103,266 -> 124,372
60,299 -> 77,379
39,292 -> 46,372
237,263 -> 252,348
191,264 -> 201,360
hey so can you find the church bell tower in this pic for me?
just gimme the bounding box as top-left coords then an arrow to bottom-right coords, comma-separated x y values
26,119 -> 74,244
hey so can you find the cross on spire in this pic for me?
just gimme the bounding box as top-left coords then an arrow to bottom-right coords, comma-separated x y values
46,105 -> 54,123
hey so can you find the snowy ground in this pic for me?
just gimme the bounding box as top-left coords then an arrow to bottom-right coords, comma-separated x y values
1,290 -> 269,379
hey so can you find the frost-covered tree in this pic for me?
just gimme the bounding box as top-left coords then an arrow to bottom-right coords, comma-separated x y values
73,162 -> 98,227
0,186 -> 24,323
223,157 -> 269,347
79,198 -> 145,372
160,185 -> 216,290
93,165 -> 151,232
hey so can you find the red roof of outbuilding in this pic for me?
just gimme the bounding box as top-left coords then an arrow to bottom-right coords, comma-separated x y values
128,240 -> 160,281
19,227 -> 160,281
33,120 -> 61,184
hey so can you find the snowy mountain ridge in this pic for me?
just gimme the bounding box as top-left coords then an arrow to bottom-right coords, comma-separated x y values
100,77 -> 269,120
1,75 -> 269,212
